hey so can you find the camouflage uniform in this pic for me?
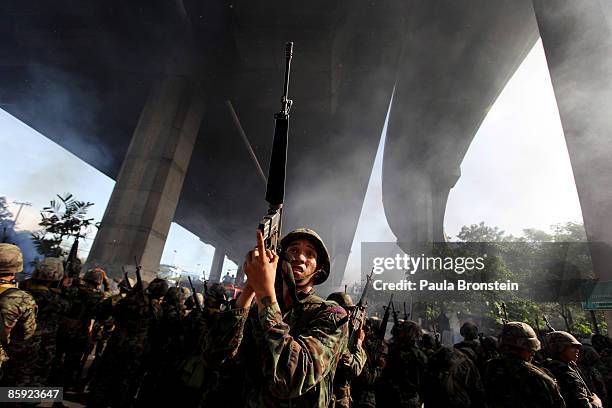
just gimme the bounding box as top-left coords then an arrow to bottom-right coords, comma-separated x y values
592,335 -> 612,405
484,322 -> 565,408
353,320 -> 387,408
26,258 -> 70,386
138,284 -> 187,407
544,331 -> 602,408
578,345 -> 608,407
327,292 -> 367,408
455,322 -> 486,372
202,228 -> 349,408
0,244 -> 38,386
423,346 -> 486,408
378,320 -> 428,408
54,268 -> 106,387
87,278 -> 166,407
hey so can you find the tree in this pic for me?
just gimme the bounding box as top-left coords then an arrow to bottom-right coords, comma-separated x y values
0,197 -> 14,242
31,193 -> 95,257
457,222 -> 513,242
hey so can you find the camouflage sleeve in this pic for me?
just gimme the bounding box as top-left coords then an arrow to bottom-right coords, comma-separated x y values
0,290 -> 37,342
339,343 -> 367,378
202,307 -> 250,366
258,301 -> 348,398
555,368 -> 596,408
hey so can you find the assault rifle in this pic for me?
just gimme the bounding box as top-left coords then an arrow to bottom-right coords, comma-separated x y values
188,276 -> 203,311
134,256 -> 145,301
348,270 -> 374,350
378,294 -> 394,340
590,310 -> 601,335
122,266 -> 132,290
391,301 -> 400,327
433,324 -> 441,348
543,315 -> 555,332
500,302 -> 509,324
64,236 -> 80,278
258,42 -> 294,254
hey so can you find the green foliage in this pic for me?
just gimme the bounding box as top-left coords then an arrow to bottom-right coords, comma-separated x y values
30,193 -> 95,257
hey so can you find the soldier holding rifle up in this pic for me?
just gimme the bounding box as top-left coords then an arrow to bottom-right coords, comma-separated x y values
202,42 -> 349,408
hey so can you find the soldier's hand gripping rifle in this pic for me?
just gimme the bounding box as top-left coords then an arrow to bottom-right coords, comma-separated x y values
348,270 -> 374,350
188,276 -> 203,311
134,256 -> 145,300
122,266 -> 132,290
378,294 -> 394,340
258,42 -> 293,256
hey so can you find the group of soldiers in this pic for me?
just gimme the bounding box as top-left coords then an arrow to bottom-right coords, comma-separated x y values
1,227 -> 612,408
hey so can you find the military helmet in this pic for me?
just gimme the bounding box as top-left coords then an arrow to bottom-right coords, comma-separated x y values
546,331 -> 581,354
460,322 -> 479,340
421,332 -> 436,348
0,243 -> 23,274
365,316 -> 381,333
147,278 -> 169,298
280,228 -> 330,285
165,286 -> 190,305
326,292 -> 354,309
500,322 -> 541,352
32,257 -> 64,281
591,334 -> 612,353
205,283 -> 228,309
392,320 -> 423,341
185,293 -> 204,309
83,267 -> 106,285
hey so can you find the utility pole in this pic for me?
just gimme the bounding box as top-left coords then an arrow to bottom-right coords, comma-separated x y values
12,201 -> 32,228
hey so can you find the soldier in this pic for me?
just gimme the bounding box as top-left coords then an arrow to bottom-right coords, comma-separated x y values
327,292 -> 367,408
353,317 -> 387,408
420,332 -> 439,358
0,243 -> 37,384
137,284 -> 188,406
578,344 -> 608,407
55,267 -> 106,388
25,257 -> 70,386
543,331 -> 603,408
481,335 -> 500,362
88,277 -> 168,407
455,321 -> 486,370
203,228 -> 348,408
484,322 -> 565,407
378,320 -> 428,408
82,276 -> 135,388
592,334 -> 612,403
423,345 -> 486,408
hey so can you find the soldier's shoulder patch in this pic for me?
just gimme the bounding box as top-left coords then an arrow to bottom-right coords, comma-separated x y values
320,300 -> 347,316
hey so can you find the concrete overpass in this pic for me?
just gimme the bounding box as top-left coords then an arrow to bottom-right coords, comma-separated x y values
2,1 -> 612,294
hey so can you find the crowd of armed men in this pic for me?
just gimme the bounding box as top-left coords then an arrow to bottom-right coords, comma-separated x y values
1,228 -> 611,408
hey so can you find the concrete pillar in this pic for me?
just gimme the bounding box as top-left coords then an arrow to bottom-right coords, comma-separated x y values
234,264 -> 245,286
532,0 -> 612,328
208,246 -> 225,283
86,76 -> 204,280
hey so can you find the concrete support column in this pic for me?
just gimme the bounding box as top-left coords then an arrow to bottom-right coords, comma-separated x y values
532,0 -> 612,328
86,76 -> 204,280
234,264 -> 245,286
208,246 -> 225,283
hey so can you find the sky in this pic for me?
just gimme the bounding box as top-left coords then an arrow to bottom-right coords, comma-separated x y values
0,39 -> 583,282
